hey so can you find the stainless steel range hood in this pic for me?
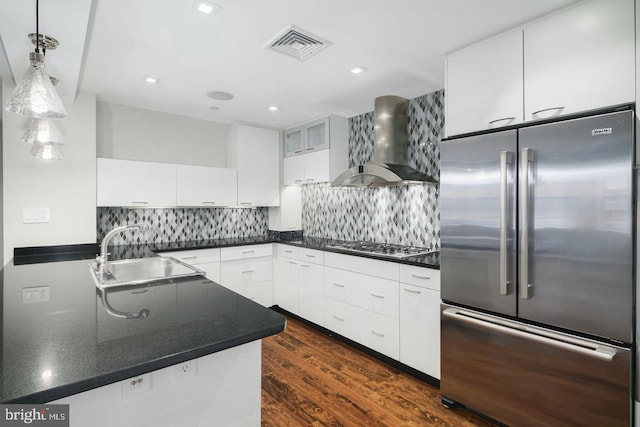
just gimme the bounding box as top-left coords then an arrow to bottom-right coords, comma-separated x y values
331,95 -> 437,188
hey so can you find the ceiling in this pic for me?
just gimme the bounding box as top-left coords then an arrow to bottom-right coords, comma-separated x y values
0,0 -> 580,129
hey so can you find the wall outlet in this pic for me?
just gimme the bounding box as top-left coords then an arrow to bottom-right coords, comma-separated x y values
173,360 -> 197,381
122,373 -> 151,400
22,286 -> 50,303
22,208 -> 50,224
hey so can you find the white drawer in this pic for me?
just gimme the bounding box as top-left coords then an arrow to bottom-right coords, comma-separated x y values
220,257 -> 273,286
323,297 -> 399,360
399,265 -> 440,291
232,281 -> 273,307
159,248 -> 220,264
299,247 -> 324,265
198,262 -> 220,283
324,251 -> 399,281
324,267 -> 399,319
276,244 -> 299,259
221,244 -> 273,261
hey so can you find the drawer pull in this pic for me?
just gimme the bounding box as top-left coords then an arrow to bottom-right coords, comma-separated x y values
242,250 -> 255,253
333,283 -> 345,288
370,330 -> 385,337
411,274 -> 431,280
241,269 -> 255,274
181,256 -> 198,260
240,202 -> 252,206
131,201 -> 149,204
333,314 -> 345,321
289,261 -> 298,265
403,288 -> 422,294
131,289 -> 148,295
284,250 -> 293,253
305,254 -> 316,258
202,201 -> 217,205
294,180 -> 303,184
300,264 -> 310,268
305,178 -> 315,182
370,293 -> 385,299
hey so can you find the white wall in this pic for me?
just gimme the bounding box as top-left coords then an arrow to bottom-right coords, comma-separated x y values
97,102 -> 228,167
2,79 -> 97,264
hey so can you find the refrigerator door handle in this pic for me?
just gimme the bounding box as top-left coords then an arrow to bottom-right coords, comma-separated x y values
520,148 -> 533,299
443,308 -> 617,362
499,151 -> 512,296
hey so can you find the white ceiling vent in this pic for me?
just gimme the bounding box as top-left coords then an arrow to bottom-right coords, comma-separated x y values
265,25 -> 332,62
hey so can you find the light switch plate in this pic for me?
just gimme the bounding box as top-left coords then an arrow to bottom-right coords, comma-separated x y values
22,208 -> 50,224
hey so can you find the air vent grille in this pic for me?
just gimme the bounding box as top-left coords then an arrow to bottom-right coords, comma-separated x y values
266,25 -> 332,62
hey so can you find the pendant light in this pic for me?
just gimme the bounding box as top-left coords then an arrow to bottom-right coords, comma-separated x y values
22,118 -> 63,145
4,0 -> 67,119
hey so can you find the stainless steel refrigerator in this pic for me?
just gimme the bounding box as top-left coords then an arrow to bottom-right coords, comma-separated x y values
440,109 -> 634,426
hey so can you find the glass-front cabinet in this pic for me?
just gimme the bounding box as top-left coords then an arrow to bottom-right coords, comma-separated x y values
284,117 -> 330,157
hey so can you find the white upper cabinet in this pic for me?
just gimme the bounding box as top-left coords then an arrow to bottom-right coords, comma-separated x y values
227,124 -> 280,207
97,158 -> 177,207
176,165 -> 237,207
446,29 -> 524,137
445,0 -> 635,136
282,115 -> 348,185
524,0 -> 635,120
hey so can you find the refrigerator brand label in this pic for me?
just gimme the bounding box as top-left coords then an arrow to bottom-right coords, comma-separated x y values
591,128 -> 612,136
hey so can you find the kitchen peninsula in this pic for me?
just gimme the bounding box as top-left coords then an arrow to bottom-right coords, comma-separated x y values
0,245 -> 285,426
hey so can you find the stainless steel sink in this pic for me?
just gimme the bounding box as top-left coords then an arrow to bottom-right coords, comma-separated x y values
89,256 -> 205,289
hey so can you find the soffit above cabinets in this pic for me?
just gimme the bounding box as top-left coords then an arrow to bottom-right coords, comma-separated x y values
0,0 -> 579,128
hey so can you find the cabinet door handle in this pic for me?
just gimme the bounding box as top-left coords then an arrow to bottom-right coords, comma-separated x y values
284,250 -> 293,253
403,287 -> 422,294
488,117 -> 516,126
294,180 -> 303,184
370,293 -> 385,299
202,201 -> 217,205
306,147 -> 316,151
300,264 -> 310,268
333,314 -> 345,321
289,261 -> 298,265
181,256 -> 198,260
131,289 -> 148,295
131,201 -> 149,204
305,178 -> 315,182
333,283 -> 344,288
241,269 -> 255,274
294,150 -> 303,154
531,106 -> 564,117
240,202 -> 252,206
411,274 -> 431,280
370,330 -> 385,337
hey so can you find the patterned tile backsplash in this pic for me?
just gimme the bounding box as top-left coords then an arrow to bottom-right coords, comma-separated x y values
97,207 -> 269,245
302,89 -> 444,249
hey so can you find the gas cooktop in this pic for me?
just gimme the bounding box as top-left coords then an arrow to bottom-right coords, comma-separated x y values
326,241 -> 434,259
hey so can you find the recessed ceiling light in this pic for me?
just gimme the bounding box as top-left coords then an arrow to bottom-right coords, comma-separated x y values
144,76 -> 160,84
194,1 -> 221,16
268,105 -> 279,111
350,66 -> 367,75
207,91 -> 234,101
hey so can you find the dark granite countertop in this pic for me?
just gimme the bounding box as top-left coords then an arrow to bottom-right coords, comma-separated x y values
0,253 -> 285,403
278,236 -> 440,269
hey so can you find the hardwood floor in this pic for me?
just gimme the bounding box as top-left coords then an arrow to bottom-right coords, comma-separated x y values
261,316 -> 497,426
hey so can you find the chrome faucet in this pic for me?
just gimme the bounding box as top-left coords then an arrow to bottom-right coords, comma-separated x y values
96,224 -> 149,271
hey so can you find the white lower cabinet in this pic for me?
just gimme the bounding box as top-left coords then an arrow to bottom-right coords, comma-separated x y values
274,255 -> 300,314
298,248 -> 324,325
220,244 -> 273,307
399,265 -> 441,379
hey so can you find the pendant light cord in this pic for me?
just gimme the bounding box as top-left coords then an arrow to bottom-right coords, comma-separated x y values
35,0 -> 40,54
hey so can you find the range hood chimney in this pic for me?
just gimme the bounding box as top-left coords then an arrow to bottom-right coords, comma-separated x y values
331,95 -> 437,188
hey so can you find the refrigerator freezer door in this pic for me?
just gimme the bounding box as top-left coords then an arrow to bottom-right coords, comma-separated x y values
441,130 -> 517,315
441,305 -> 631,427
518,110 -> 633,342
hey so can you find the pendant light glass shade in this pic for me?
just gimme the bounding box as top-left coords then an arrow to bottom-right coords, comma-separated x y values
21,118 -> 64,145
5,52 -> 67,119
29,142 -> 63,160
